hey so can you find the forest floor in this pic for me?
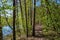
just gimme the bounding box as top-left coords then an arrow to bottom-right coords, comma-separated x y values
4,24 -> 48,40
4,35 -> 47,40
18,36 -> 48,40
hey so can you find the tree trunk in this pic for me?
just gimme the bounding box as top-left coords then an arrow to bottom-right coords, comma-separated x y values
24,0 -> 28,37
32,0 -> 36,36
13,0 -> 16,40
0,11 -> 2,40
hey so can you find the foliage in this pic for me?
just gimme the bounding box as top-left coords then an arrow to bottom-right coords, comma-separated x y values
36,0 -> 60,40
0,0 -> 60,40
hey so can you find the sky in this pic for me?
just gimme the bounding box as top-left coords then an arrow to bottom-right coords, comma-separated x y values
36,0 -> 41,6
2,26 -> 12,36
57,0 -> 60,4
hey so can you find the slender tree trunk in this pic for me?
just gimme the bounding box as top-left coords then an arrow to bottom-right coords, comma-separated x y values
30,7 -> 33,29
13,0 -> 16,40
24,0 -> 28,37
16,0 -> 21,38
27,7 -> 31,36
5,17 -> 13,29
0,10 -> 2,40
30,1 -> 33,32
32,0 -> 36,36
19,0 -> 26,36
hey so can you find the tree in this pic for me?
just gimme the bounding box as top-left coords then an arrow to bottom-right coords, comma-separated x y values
32,0 -> 36,36
0,8 -> 2,40
13,0 -> 16,40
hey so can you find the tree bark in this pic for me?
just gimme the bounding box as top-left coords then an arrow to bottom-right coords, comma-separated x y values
32,0 -> 36,36
0,10 -> 2,40
13,0 -> 16,40
24,0 -> 28,37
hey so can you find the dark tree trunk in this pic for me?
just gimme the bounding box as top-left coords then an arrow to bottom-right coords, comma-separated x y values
32,0 -> 36,36
0,11 -> 2,40
13,0 -> 16,40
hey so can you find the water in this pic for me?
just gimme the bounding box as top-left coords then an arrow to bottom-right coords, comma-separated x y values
2,26 -> 12,36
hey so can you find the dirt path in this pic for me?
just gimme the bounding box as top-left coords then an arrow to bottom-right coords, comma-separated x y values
19,36 -> 47,40
27,37 -> 47,40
